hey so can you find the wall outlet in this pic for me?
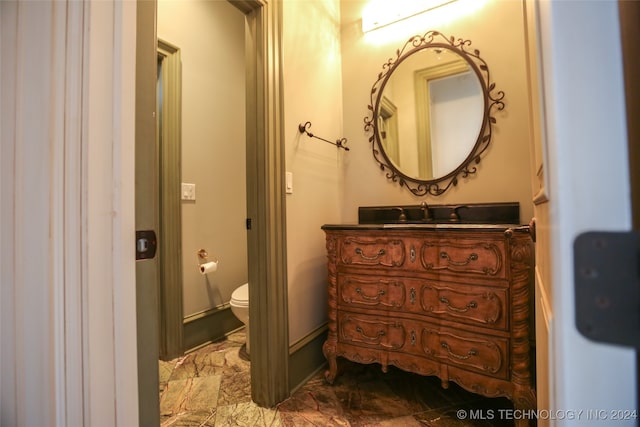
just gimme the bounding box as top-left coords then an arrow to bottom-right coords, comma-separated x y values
181,183 -> 196,201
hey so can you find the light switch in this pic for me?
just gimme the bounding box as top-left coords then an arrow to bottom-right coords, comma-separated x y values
285,172 -> 293,194
181,183 -> 196,200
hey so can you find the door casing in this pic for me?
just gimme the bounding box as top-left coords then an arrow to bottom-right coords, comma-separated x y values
233,0 -> 290,406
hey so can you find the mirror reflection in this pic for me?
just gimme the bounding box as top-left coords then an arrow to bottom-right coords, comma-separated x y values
365,31 -> 504,196
378,46 -> 483,181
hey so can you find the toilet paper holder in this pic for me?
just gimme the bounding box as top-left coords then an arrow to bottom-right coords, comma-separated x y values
197,249 -> 219,275
197,248 -> 218,263
197,248 -> 209,261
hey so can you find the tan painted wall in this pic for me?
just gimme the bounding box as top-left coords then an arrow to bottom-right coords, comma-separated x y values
282,0 -> 534,345
158,0 -> 247,317
340,0 -> 534,223
283,0 -> 344,344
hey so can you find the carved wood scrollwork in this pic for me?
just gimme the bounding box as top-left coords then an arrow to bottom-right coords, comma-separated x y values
322,227 -> 536,416
420,241 -> 503,275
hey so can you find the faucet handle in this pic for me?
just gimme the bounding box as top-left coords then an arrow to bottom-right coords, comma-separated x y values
394,207 -> 407,222
449,205 -> 467,222
420,201 -> 432,221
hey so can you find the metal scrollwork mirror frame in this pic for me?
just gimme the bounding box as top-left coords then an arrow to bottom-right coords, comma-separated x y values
364,30 -> 505,196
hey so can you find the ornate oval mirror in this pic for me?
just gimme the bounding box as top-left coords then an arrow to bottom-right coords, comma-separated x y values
364,31 -> 505,196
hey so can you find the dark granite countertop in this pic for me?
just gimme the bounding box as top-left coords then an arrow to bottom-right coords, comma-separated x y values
321,223 -> 530,232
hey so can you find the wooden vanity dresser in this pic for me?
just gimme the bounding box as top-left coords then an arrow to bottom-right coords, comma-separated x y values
321,223 -> 536,421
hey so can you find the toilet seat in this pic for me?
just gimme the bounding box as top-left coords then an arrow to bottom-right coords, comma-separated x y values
230,283 -> 249,307
229,283 -> 250,356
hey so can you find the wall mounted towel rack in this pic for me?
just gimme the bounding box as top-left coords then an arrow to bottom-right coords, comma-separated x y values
298,121 -> 349,151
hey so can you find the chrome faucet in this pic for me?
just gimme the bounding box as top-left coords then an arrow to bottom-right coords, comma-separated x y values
420,201 -> 432,221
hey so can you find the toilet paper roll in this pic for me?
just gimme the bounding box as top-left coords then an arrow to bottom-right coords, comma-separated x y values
199,261 -> 218,275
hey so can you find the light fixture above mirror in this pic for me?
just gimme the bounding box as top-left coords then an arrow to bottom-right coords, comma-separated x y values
362,0 -> 458,33
364,30 -> 505,196
361,1 -> 488,46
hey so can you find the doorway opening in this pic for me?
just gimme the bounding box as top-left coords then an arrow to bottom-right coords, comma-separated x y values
136,2 -> 289,422
156,0 -> 249,357
157,39 -> 184,361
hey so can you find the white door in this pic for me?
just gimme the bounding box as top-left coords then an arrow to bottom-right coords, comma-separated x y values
534,1 -> 637,425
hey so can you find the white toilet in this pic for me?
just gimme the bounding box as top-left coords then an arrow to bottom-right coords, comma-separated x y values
230,283 -> 250,354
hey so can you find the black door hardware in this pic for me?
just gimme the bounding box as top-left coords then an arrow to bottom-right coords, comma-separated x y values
136,230 -> 158,260
574,231 -> 640,348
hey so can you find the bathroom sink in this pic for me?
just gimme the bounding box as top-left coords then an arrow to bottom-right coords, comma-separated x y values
358,202 -> 520,225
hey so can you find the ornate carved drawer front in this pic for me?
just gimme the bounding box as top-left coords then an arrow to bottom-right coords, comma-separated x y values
419,238 -> 506,278
339,237 -> 405,267
338,312 -> 406,350
421,326 -> 509,380
338,275 -> 406,309
420,282 -> 508,330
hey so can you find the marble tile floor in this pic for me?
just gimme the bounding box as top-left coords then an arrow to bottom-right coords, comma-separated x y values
159,330 -> 519,426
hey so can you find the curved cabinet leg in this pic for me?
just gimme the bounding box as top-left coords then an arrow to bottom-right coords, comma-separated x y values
513,387 -> 537,427
323,340 -> 338,384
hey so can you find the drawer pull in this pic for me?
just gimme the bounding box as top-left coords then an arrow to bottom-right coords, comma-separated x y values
356,287 -> 385,301
439,251 -> 479,266
411,330 -> 416,345
355,326 -> 385,341
355,247 -> 386,261
410,287 -> 416,304
441,341 -> 478,360
410,245 -> 416,262
439,296 -> 478,313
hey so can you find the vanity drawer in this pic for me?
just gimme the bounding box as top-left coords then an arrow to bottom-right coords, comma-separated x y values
419,281 -> 508,330
338,275 -> 407,310
337,312 -> 407,351
339,236 -> 406,267
421,325 -> 509,380
337,274 -> 508,331
414,237 -> 506,278
336,311 -> 509,380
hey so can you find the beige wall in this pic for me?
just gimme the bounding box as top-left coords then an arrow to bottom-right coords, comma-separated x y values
158,0 -> 247,317
283,0 -> 344,344
282,0 -> 535,345
340,0 -> 534,223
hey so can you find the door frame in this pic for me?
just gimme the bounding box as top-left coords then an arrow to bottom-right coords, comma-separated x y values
230,0 -> 290,406
136,1 -> 161,424
156,39 -> 184,361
